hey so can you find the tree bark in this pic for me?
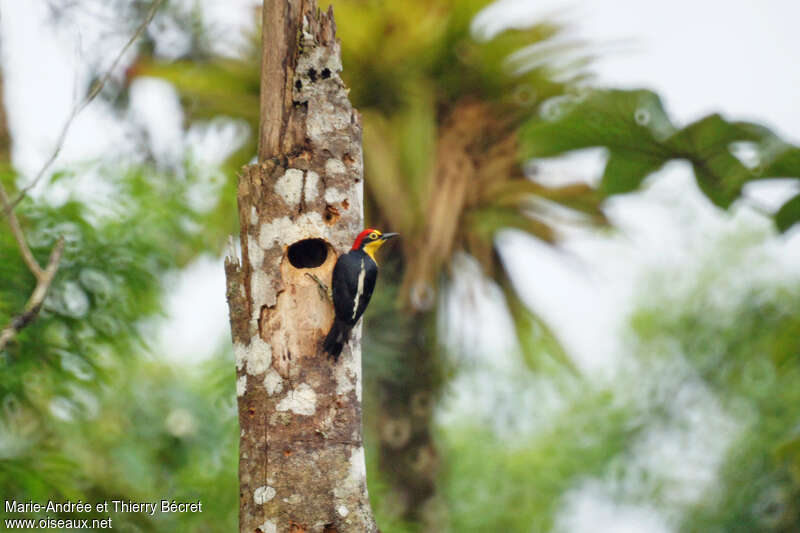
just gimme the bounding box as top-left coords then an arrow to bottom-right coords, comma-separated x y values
225,2 -> 378,532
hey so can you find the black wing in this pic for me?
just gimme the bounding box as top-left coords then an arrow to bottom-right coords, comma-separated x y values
332,251 -> 378,326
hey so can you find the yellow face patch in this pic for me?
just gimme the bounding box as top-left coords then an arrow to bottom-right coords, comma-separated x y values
363,238 -> 385,261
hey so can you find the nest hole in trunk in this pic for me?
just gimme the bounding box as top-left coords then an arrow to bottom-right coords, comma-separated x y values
287,238 -> 329,269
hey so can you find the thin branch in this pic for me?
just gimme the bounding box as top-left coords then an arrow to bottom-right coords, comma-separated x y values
0,237 -> 65,351
6,0 -> 165,212
0,180 -> 42,278
0,179 -> 67,350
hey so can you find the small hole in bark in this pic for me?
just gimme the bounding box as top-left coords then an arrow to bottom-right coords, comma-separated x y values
284,447 -> 292,457
323,525 -> 338,533
325,205 -> 340,225
287,239 -> 327,268
321,68 -> 331,79
248,407 -> 256,416
342,199 -> 349,210
307,68 -> 317,82
342,153 -> 355,166
295,79 -> 302,90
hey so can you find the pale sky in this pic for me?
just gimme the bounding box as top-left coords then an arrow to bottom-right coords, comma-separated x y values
2,1 -> 800,532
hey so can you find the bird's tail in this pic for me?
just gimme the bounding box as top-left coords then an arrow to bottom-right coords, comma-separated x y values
323,318 -> 351,362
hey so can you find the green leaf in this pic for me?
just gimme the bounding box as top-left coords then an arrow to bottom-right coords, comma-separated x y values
775,192 -> 800,232
667,115 -> 765,154
668,115 -> 762,207
762,146 -> 800,177
690,153 -> 752,208
521,89 -> 800,209
601,151 -> 666,195
521,89 -> 672,158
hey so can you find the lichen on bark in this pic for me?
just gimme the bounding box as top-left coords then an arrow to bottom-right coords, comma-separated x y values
224,2 -> 377,532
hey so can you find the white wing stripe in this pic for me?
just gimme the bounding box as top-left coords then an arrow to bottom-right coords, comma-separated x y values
352,257 -> 366,320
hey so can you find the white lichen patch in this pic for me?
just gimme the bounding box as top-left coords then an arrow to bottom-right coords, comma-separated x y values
325,158 -> 346,177
324,185 -> 351,205
236,375 -> 247,397
334,445 -> 367,501
246,336 -> 272,375
335,348 -> 358,397
349,446 -> 367,485
258,520 -> 277,533
253,485 -> 276,504
274,168 -> 304,207
307,100 -> 351,144
258,212 -> 326,251
336,323 -> 363,401
234,337 -> 273,375
250,205 -> 258,226
247,234 -> 264,267
276,383 -> 317,416
304,171 -> 319,201
295,43 -> 351,146
301,44 -> 342,81
250,269 -> 272,322
263,368 -> 284,396
233,342 -> 247,371
337,505 -> 349,517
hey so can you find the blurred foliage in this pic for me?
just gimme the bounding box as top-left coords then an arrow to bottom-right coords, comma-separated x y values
629,233 -> 800,532
0,154 -> 234,530
1,164 -> 201,391
522,89 -> 800,229
1,349 -> 238,532
440,390 -> 638,533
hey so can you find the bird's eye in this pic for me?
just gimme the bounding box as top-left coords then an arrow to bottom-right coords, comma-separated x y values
369,232 -> 379,240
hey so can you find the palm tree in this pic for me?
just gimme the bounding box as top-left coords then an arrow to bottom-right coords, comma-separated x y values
133,0 -> 603,526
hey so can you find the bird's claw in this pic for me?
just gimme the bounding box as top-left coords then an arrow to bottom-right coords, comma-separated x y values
305,273 -> 332,302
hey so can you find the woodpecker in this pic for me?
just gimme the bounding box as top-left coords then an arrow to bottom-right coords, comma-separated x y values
323,228 -> 398,361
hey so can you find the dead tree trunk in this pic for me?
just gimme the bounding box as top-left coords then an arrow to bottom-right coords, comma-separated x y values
224,2 -> 378,532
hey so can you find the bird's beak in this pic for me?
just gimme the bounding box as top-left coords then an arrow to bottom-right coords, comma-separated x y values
380,233 -> 399,241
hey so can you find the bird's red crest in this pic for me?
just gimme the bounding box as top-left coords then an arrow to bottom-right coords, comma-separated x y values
351,228 -> 378,250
